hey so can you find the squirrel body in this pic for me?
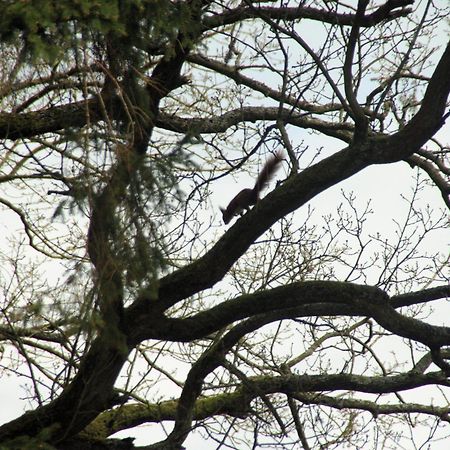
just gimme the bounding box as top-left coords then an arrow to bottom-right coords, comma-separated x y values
220,152 -> 283,224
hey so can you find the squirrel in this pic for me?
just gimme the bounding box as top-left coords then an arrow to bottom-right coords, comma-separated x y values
220,151 -> 283,224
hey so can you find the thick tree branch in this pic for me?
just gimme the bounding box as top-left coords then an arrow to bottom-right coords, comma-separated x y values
0,101 -> 353,144
0,335 -> 131,443
125,40 -> 450,322
0,97 -> 105,141
128,281 -> 450,352
83,368 -> 450,440
234,370 -> 450,398
373,40 -> 450,162
0,3 -> 447,448
128,281 -> 379,342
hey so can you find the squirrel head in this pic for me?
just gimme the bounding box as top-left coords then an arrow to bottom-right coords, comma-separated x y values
220,207 -> 232,224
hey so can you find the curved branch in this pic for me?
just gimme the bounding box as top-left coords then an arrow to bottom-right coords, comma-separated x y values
128,281 -> 380,342
157,313 -> 279,448
406,154 -> 450,209
417,148 -> 450,175
374,40 -> 450,162
0,96 -> 354,144
128,280 -> 450,355
202,2 -> 413,31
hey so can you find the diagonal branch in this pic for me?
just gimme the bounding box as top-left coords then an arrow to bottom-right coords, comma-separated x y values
132,36 -> 450,312
376,40 -> 450,161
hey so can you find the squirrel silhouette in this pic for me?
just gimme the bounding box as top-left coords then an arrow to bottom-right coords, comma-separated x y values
220,151 -> 283,224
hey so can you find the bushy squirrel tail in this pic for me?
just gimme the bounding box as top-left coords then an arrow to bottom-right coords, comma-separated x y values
220,151 -> 283,224
253,151 -> 283,195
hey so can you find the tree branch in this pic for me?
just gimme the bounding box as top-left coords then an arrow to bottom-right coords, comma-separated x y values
293,392 -> 450,421
390,285 -> 450,308
343,0 -> 369,140
202,2 -> 413,31
82,369 -> 450,440
406,154 -> 450,209
374,40 -> 450,162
